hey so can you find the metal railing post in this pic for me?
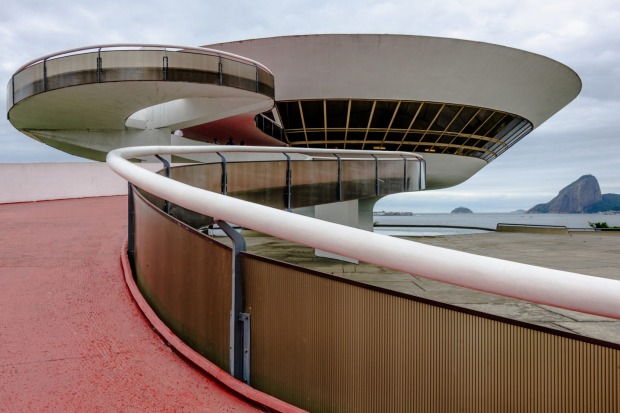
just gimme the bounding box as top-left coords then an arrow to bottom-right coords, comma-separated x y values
255,65 -> 259,93
97,48 -> 102,83
402,156 -> 408,191
334,154 -> 342,202
11,75 -> 15,110
284,153 -> 292,211
162,54 -> 169,81
127,183 -> 136,276
217,152 -> 227,195
216,220 -> 248,382
371,154 -> 379,196
43,59 -> 48,92
218,55 -> 223,85
155,155 -> 171,214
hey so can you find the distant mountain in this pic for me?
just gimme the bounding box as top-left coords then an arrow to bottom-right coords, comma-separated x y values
586,193 -> 620,213
528,175 -> 620,213
451,206 -> 473,214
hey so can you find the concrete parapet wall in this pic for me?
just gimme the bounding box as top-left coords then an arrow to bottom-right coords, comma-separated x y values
0,162 -> 159,204
569,229 -> 620,236
497,223 -> 569,235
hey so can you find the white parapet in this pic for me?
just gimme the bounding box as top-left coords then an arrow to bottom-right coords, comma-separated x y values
0,162 -> 159,204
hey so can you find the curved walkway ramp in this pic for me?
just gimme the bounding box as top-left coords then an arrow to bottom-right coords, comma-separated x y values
0,197 -> 268,411
7,41 -> 618,411
109,146 -> 620,413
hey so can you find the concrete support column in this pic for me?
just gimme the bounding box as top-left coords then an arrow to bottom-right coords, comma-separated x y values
292,205 -> 315,218
314,200 -> 360,263
296,198 -> 382,263
358,197 -> 380,232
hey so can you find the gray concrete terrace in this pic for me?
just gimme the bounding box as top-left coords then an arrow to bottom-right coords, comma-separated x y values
243,230 -> 620,345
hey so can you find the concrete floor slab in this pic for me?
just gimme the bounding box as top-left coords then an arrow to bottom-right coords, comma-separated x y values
0,197 -> 262,412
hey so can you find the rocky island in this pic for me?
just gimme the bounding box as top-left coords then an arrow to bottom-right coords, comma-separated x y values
451,206 -> 473,214
528,175 -> 620,213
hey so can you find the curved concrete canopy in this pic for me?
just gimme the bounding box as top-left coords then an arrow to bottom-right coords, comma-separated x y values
206,34 -> 581,128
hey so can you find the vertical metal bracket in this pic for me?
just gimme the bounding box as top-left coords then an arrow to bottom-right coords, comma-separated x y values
43,59 -> 48,92
240,312 -> 251,384
11,75 -> 15,110
371,154 -> 379,196
218,55 -> 223,85
127,183 -> 136,277
421,157 -> 426,190
255,65 -> 259,93
402,156 -> 408,191
162,54 -> 169,81
97,48 -> 102,83
216,152 -> 227,195
283,153 -> 292,211
334,154 -> 342,202
154,155 -> 171,214
216,220 -> 247,381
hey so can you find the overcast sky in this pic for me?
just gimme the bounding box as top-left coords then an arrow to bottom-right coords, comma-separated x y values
1,0 -> 619,212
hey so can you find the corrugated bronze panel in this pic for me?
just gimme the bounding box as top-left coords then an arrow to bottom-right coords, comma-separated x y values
340,159 -> 376,200
167,158 -> 421,210
377,159 -> 408,195
133,189 -> 231,370
227,161 -> 288,193
242,254 -> 620,413
170,163 -> 221,192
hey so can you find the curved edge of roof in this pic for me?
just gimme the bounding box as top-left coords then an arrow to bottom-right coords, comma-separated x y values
205,34 -> 582,129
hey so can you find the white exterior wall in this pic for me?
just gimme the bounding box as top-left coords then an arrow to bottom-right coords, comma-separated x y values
207,34 -> 581,128
0,163 -> 158,204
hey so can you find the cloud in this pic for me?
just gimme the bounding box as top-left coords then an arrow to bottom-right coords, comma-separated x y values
0,128 -> 87,163
1,0 -> 619,212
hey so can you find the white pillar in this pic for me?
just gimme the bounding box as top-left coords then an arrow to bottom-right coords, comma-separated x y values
314,200 -> 360,263
358,197 -> 380,232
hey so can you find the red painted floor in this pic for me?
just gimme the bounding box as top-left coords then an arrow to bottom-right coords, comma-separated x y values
0,196 -> 260,412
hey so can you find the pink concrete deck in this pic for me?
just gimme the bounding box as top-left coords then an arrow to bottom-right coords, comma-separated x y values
0,196 -> 261,411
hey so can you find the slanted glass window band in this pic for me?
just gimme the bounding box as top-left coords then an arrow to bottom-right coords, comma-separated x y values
276,99 -> 533,162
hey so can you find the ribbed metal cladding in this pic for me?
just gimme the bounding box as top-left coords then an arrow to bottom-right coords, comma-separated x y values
133,189 -> 231,370
168,157 -> 421,209
242,254 -> 620,413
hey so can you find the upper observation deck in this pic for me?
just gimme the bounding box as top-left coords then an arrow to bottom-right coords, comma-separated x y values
6,45 -> 275,159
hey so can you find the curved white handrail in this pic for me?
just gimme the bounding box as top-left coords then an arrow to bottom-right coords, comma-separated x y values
108,146 -> 620,320
14,43 -> 273,74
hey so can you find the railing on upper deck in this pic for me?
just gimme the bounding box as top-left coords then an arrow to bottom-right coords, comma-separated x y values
255,113 -> 285,142
7,44 -> 275,112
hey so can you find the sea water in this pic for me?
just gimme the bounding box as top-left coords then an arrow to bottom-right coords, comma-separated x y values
373,213 -> 620,236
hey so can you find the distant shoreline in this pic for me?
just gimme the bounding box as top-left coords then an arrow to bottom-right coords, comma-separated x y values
372,212 -> 620,233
